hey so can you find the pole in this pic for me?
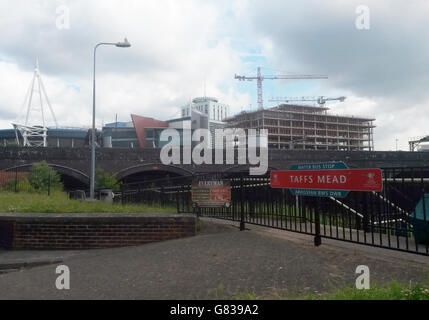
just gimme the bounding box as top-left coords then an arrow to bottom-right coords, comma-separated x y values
314,198 -> 322,246
89,40 -> 130,199
90,45 -> 97,200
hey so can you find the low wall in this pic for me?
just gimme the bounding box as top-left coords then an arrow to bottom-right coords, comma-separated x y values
0,213 -> 196,250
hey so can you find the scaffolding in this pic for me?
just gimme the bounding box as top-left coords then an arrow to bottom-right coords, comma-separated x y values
409,136 -> 429,151
225,104 -> 375,151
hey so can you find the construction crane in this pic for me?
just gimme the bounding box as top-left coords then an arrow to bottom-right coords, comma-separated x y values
269,96 -> 346,107
235,67 -> 328,110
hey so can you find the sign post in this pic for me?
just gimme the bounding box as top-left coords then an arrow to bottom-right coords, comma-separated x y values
270,162 -> 383,246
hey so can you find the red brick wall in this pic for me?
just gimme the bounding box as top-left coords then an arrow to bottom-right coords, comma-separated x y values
0,215 -> 196,250
0,221 -> 14,249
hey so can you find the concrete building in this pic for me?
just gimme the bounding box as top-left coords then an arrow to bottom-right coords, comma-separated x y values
225,104 -> 375,151
181,97 -> 229,122
102,121 -> 139,148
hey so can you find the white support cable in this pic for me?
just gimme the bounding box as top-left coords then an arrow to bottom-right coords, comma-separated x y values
37,71 -> 45,128
25,72 -> 36,125
39,74 -> 58,128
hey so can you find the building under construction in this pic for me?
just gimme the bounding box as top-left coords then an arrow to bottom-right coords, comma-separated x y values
225,104 -> 375,151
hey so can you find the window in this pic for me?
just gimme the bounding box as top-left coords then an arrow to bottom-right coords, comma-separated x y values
146,129 -> 154,139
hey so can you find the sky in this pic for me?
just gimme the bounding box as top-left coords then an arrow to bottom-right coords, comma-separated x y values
0,0 -> 428,151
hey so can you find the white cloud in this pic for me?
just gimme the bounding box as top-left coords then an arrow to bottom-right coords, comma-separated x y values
0,0 -> 428,151
0,0 -> 250,130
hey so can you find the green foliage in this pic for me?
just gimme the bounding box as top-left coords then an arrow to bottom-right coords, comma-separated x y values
96,167 -> 120,191
28,161 -> 63,192
0,192 -> 177,213
2,177 -> 36,193
230,281 -> 429,300
309,281 -> 429,300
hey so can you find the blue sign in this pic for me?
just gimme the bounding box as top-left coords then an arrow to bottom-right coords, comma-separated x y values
289,161 -> 348,171
289,162 -> 349,198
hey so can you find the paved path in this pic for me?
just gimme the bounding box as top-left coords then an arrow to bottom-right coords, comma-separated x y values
0,219 -> 428,299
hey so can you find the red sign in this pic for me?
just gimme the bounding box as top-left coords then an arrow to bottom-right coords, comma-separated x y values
270,169 -> 383,192
192,180 -> 231,207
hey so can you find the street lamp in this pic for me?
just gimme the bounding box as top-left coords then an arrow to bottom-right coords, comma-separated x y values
90,38 -> 131,200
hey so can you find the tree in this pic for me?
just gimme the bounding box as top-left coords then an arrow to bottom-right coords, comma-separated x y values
96,167 -> 120,191
28,161 -> 63,192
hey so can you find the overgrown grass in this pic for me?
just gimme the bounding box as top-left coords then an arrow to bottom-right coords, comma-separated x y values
230,281 -> 429,300
0,192 -> 176,213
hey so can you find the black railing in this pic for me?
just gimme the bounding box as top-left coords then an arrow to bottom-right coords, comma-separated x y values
0,166 -> 54,195
120,167 -> 429,256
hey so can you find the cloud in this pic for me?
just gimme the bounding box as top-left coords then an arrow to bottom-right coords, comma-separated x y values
245,0 -> 429,149
0,0 -> 250,129
0,0 -> 428,151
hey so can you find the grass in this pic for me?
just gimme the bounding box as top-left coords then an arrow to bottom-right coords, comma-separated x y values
229,281 -> 429,300
0,191 -> 177,214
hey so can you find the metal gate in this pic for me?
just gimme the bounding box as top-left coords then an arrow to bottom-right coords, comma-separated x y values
121,167 -> 429,256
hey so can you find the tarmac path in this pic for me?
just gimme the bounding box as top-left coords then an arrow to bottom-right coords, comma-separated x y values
0,218 -> 428,300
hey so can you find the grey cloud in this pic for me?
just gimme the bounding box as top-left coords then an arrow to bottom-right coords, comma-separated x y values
249,0 -> 429,104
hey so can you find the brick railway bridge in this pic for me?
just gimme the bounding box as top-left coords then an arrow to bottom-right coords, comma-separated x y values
1,147 -> 429,189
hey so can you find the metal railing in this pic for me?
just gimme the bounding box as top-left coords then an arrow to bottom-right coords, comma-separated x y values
120,167 -> 429,256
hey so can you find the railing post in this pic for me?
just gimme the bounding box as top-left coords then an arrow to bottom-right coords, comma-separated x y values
161,186 -> 165,207
14,167 -> 18,193
48,169 -> 51,196
240,174 -> 245,231
180,184 -> 184,212
121,183 -> 125,205
176,187 -> 180,214
314,198 -> 322,246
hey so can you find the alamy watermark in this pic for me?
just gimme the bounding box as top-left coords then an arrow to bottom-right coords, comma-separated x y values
160,128 -> 268,176
55,265 -> 70,290
56,5 -> 70,30
355,5 -> 370,30
355,265 -> 370,290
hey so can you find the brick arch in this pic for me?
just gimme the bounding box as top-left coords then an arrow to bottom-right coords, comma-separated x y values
1,163 -> 89,186
114,163 -> 193,181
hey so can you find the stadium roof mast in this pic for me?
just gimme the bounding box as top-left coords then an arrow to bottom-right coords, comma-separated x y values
13,59 -> 58,147
235,67 -> 328,110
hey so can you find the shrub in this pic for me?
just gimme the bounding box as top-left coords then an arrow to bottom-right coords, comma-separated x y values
96,167 -> 121,191
28,161 -> 63,192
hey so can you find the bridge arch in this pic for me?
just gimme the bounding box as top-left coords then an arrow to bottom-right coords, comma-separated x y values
114,163 -> 193,183
1,163 -> 89,189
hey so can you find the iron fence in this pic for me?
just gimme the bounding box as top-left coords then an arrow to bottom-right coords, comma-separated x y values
120,167 -> 429,256
0,166 -> 54,195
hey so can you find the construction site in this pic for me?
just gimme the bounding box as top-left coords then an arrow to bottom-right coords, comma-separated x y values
225,103 -> 375,151
232,67 -> 375,151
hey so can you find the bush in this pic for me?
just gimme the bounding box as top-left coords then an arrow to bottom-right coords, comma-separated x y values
6,177 -> 36,193
28,161 -> 63,192
96,167 -> 121,191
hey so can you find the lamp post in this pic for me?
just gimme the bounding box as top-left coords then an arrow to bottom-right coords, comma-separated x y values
90,38 -> 131,200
